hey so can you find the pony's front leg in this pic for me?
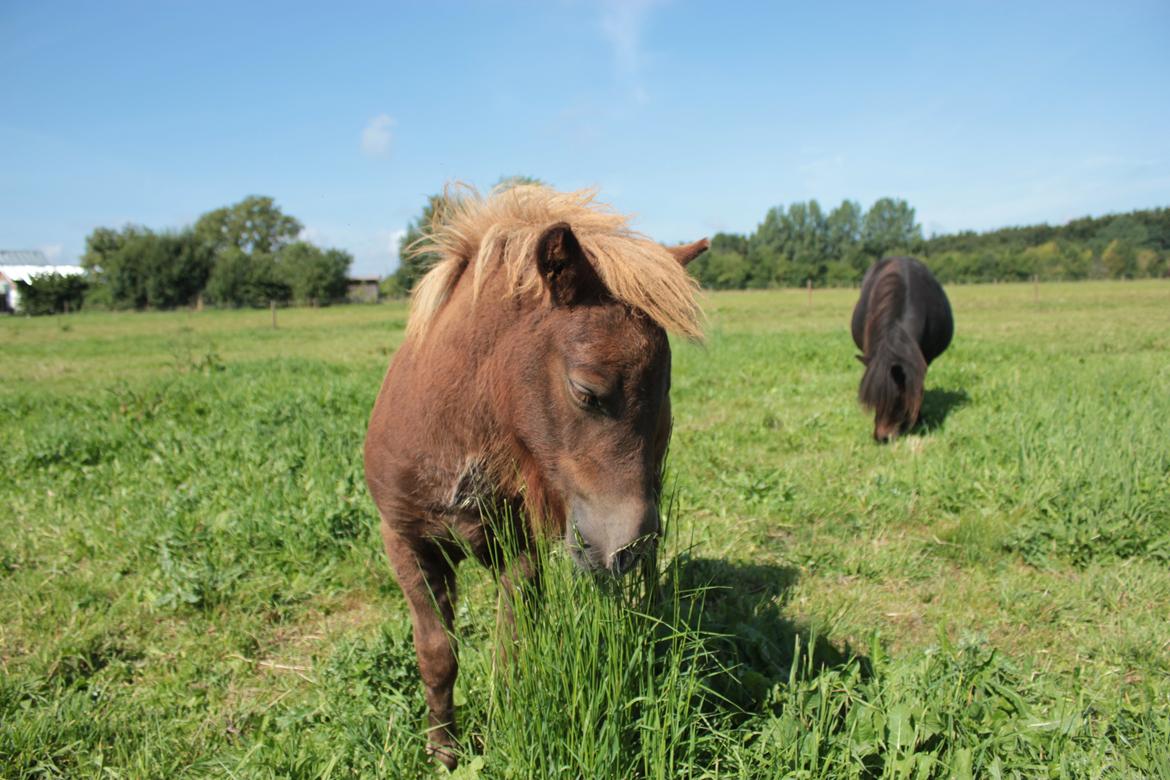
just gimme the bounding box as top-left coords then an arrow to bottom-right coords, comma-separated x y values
383,530 -> 460,769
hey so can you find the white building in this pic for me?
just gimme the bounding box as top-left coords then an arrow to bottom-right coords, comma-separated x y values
0,250 -> 86,313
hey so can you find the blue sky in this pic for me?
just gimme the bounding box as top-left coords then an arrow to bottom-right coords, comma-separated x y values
3,1 -> 1168,276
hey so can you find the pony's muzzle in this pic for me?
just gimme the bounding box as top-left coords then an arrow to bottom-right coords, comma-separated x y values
874,414 -> 915,443
568,498 -> 659,577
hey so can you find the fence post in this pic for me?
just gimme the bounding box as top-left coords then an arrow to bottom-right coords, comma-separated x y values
807,278 -> 813,306
271,300 -> 277,329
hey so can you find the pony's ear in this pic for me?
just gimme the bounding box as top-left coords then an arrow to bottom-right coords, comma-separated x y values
536,222 -> 601,306
891,363 -> 907,390
665,238 -> 709,267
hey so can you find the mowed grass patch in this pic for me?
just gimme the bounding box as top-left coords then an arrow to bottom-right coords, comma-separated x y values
2,281 -> 1168,777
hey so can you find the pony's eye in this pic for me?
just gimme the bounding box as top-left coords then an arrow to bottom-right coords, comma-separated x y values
569,380 -> 603,411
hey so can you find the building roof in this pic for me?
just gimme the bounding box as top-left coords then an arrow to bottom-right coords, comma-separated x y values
0,264 -> 86,284
0,250 -> 85,285
0,250 -> 51,265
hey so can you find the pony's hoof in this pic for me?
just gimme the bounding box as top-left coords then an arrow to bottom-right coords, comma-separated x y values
427,742 -> 458,770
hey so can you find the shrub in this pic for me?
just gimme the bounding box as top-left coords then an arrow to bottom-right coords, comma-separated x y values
15,273 -> 88,316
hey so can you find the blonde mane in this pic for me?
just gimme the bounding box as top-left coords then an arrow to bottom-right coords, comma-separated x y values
405,184 -> 703,342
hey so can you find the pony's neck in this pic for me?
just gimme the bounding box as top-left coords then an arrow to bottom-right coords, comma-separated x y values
869,318 -> 906,357
864,264 -> 907,352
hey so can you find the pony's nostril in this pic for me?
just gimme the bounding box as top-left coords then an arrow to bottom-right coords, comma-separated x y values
609,547 -> 640,576
608,535 -> 656,576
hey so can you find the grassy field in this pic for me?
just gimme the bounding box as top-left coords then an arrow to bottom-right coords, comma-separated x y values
2,281 -> 1168,778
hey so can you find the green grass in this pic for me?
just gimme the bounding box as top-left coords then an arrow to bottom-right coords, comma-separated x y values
2,281 -> 1168,778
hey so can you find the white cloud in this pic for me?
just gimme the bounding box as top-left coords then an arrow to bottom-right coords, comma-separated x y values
797,153 -> 846,173
599,0 -> 664,102
361,114 -> 395,158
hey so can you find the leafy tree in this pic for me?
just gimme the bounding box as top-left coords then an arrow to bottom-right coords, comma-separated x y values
744,201 -> 837,286
143,231 -> 215,307
786,200 -> 828,284
862,198 -> 922,260
1135,248 -> 1164,277
1094,215 -> 1148,253
79,194 -> 360,309
205,248 -> 290,307
826,200 -> 864,271
1021,241 -> 1061,279
79,226 -> 211,309
710,232 -> 748,256
248,253 -> 293,304
689,232 -> 749,288
195,196 -> 303,256
1062,243 -> 1094,280
744,245 -> 782,288
81,225 -> 137,272
279,242 -> 351,305
1101,240 -> 1136,278
81,224 -> 148,307
205,247 -> 251,306
194,196 -> 302,306
824,260 -> 858,286
15,273 -> 89,315
698,249 -> 750,289
771,253 -> 806,287
746,207 -> 789,288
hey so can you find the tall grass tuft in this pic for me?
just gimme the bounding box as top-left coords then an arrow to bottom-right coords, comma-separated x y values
451,502 -> 735,777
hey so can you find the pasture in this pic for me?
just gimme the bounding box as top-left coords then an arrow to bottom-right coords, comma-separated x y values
2,281 -> 1168,778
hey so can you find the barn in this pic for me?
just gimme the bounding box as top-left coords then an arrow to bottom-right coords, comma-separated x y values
346,275 -> 382,303
0,250 -> 86,313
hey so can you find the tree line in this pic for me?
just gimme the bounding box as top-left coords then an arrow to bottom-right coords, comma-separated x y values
688,200 -> 1170,289
920,207 -> 1169,283
18,187 -> 1167,315
386,186 -> 1169,298
22,196 -> 353,313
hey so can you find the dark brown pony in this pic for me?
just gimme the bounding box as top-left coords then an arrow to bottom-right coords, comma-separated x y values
851,256 -> 953,442
363,185 -> 707,767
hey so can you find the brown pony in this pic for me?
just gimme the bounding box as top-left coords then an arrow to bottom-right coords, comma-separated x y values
851,256 -> 953,442
363,185 -> 707,766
